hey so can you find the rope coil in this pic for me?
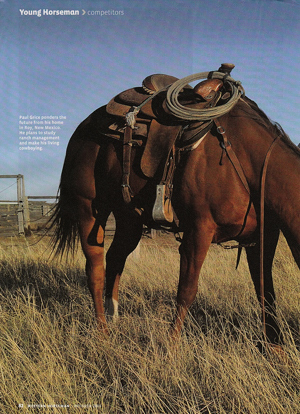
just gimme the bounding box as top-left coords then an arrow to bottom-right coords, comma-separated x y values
166,71 -> 244,121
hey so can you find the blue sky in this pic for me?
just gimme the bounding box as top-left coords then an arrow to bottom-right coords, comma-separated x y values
1,0 -> 299,199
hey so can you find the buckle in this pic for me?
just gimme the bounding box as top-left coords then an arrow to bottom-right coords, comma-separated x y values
217,125 -> 226,135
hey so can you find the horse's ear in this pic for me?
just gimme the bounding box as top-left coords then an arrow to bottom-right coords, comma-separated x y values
193,79 -> 223,101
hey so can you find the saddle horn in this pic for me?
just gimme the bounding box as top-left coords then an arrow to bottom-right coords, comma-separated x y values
193,63 -> 235,101
218,63 -> 235,74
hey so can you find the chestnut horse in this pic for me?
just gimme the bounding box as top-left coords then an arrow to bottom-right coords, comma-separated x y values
50,93 -> 300,346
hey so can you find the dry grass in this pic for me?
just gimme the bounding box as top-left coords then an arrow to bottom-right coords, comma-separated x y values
0,234 -> 299,413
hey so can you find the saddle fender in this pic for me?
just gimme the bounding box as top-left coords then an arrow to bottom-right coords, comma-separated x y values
140,119 -> 182,178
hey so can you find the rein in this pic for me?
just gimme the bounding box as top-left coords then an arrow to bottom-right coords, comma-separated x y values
259,135 -> 280,339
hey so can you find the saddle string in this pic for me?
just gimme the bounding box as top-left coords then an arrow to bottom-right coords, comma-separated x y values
125,84 -> 171,129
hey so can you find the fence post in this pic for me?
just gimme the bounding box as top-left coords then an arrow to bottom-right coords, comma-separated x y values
22,176 -> 30,231
0,174 -> 32,235
17,175 -> 24,235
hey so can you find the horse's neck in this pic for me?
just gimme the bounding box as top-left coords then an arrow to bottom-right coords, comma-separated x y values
249,136 -> 300,267
226,110 -> 299,228
264,143 -> 299,208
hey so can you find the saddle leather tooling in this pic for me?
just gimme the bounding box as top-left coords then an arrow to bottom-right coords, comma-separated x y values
101,63 -> 237,225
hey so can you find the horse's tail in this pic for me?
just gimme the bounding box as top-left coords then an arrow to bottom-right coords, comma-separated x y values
48,187 -> 79,258
48,147 -> 80,258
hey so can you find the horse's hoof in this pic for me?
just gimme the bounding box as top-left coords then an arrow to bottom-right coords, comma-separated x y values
96,320 -> 110,336
265,343 -> 289,366
169,326 -> 181,343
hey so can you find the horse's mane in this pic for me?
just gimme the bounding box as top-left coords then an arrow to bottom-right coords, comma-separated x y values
238,96 -> 300,156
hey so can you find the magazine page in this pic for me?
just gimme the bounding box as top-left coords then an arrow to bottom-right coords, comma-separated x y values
1,0 -> 299,412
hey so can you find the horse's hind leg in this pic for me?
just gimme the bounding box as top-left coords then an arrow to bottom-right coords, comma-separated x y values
246,223 -> 281,345
105,208 -> 143,321
67,140 -> 113,332
78,198 -> 111,332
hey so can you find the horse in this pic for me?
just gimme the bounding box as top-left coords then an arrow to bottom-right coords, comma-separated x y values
50,70 -> 300,348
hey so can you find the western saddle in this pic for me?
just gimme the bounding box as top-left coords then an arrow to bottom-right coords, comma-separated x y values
101,63 -> 240,226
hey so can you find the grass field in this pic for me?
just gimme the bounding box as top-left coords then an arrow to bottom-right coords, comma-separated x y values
0,233 -> 299,413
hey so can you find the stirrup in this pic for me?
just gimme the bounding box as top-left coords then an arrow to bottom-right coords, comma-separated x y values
152,184 -> 174,223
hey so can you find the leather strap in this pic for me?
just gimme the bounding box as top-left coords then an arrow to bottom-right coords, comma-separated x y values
259,136 -> 279,339
158,146 -> 180,227
161,146 -> 176,191
214,119 -> 250,195
122,126 -> 134,204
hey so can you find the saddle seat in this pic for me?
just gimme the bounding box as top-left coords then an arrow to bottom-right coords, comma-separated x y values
142,74 -> 187,94
106,73 -> 190,120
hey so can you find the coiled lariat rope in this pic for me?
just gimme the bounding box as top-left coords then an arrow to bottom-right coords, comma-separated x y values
125,71 -> 244,128
166,71 -> 244,121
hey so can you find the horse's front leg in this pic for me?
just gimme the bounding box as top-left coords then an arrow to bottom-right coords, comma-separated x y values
245,222 -> 281,346
171,221 -> 215,339
105,208 -> 143,322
